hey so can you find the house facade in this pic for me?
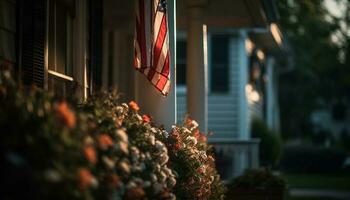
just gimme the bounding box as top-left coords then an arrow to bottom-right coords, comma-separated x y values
0,0 -> 284,179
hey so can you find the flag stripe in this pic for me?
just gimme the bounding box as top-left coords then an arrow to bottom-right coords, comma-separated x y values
134,0 -> 171,96
153,15 -> 167,70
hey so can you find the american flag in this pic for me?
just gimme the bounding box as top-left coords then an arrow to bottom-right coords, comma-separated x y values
134,0 -> 171,96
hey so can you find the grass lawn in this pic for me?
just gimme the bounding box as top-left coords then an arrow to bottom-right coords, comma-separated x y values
285,174 -> 350,191
287,197 -> 340,200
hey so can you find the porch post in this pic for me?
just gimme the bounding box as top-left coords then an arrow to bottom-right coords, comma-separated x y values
134,0 -> 177,128
186,0 -> 208,132
238,30 -> 250,139
265,56 -> 275,130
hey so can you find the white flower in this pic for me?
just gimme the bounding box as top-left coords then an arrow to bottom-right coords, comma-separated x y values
150,127 -> 158,134
182,127 -> 191,134
115,129 -> 128,142
150,173 -> 158,182
190,120 -> 199,130
200,151 -> 207,159
102,156 -> 115,169
117,141 -> 129,155
126,181 -> 137,189
149,134 -> 155,145
121,103 -> 129,111
168,193 -> 176,200
91,177 -> 99,188
186,136 -> 197,146
162,130 -> 169,138
44,169 -> 61,182
159,171 -> 167,183
155,141 -> 165,151
158,153 -> 169,166
119,161 -> 131,174
116,106 -> 124,115
167,177 -> 176,187
136,114 -> 143,122
130,146 -> 140,156
84,136 -> 94,146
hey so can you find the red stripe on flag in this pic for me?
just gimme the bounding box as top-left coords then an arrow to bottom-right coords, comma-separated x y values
152,16 -> 167,69
138,0 -> 147,68
161,52 -> 170,76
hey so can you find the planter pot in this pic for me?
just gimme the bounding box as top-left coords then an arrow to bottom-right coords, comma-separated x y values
226,188 -> 286,200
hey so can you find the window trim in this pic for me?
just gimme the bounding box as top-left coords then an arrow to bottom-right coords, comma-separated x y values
48,69 -> 73,81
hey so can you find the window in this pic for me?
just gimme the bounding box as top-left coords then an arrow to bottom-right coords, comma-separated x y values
47,0 -> 75,97
176,39 -> 187,86
0,0 -> 16,65
210,35 -> 229,93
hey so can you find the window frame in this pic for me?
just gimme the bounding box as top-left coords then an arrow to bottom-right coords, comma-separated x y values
44,0 -> 88,99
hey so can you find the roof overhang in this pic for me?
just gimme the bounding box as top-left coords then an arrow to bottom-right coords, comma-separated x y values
249,23 -> 286,54
177,0 -> 271,29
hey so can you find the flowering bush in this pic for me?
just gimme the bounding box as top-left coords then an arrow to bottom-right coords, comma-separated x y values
80,92 -> 176,199
0,69 -> 91,199
159,118 -> 226,200
0,66 -> 225,199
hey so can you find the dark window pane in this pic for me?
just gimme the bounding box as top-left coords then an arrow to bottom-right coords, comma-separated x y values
56,2 -> 67,74
211,35 -> 229,93
176,39 -> 186,85
48,1 -> 73,76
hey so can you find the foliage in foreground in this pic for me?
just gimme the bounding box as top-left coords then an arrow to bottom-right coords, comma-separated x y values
0,68 -> 225,200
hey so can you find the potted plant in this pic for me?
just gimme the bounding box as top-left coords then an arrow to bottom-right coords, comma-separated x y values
225,169 -> 287,200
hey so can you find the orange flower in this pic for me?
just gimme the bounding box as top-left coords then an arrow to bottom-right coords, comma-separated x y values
174,143 -> 181,150
98,134 -> 114,150
196,167 -> 204,174
207,155 -> 215,162
83,146 -> 97,164
55,102 -> 76,128
142,114 -> 151,123
193,129 -> 200,139
199,134 -> 207,143
125,187 -> 146,200
129,101 -> 140,111
77,168 -> 94,189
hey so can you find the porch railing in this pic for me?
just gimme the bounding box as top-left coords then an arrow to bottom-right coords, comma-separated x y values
209,138 -> 260,180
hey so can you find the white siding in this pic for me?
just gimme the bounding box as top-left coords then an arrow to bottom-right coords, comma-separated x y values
177,35 -> 241,138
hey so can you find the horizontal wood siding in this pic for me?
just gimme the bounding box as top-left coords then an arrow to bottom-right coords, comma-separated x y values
177,35 -> 240,138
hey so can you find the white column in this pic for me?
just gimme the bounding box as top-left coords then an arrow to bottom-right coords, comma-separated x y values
186,0 -> 208,132
135,0 -> 177,128
266,56 -> 275,130
238,30 -> 250,139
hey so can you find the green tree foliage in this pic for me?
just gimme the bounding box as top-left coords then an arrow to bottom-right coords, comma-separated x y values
276,0 -> 350,138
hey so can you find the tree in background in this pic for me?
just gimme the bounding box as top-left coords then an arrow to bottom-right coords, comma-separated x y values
276,0 -> 350,139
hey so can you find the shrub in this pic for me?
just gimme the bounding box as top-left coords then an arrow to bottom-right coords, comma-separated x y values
0,68 -> 225,199
225,169 -> 287,200
280,145 -> 347,174
251,118 -> 283,167
157,118 -> 226,200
